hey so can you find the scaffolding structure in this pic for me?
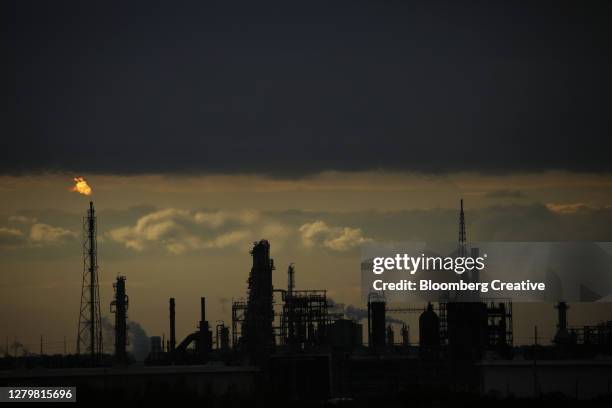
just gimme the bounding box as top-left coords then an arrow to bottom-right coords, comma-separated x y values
486,299 -> 513,347
231,299 -> 247,349
280,289 -> 329,350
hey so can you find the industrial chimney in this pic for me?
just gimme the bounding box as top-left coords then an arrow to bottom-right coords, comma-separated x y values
169,298 -> 176,353
198,297 -> 211,360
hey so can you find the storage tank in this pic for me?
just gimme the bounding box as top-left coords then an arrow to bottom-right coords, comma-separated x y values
419,302 -> 440,347
368,294 -> 386,351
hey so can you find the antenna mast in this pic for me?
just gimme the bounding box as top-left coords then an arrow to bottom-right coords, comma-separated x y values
459,198 -> 467,257
77,201 -> 103,362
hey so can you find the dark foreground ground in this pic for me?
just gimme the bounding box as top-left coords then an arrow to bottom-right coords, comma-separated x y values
34,388 -> 612,407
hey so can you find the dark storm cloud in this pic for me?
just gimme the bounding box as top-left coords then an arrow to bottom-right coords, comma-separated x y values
5,1 -> 612,176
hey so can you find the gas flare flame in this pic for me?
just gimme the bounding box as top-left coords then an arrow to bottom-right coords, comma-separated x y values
71,177 -> 92,196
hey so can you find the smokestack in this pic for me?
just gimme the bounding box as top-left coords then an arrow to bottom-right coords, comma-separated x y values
169,298 -> 176,353
200,297 -> 206,324
198,297 -> 210,360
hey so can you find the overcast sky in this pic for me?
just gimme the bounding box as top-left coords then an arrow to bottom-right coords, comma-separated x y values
3,1 -> 612,355
6,0 -> 612,175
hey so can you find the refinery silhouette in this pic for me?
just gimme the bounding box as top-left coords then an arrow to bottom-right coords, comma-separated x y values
1,200 -> 611,405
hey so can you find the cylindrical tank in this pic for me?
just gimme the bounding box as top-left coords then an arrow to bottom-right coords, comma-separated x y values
220,326 -> 230,352
369,300 -> 386,350
419,302 -> 440,347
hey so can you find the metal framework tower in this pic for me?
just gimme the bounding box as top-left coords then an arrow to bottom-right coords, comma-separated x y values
280,264 -> 330,350
458,198 -> 467,257
280,290 -> 329,350
231,299 -> 247,349
110,276 -> 128,363
77,201 -> 103,361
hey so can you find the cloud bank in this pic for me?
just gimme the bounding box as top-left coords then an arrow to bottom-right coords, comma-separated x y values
108,209 -> 371,255
108,209 -> 258,254
0,220 -> 76,249
299,221 -> 371,251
